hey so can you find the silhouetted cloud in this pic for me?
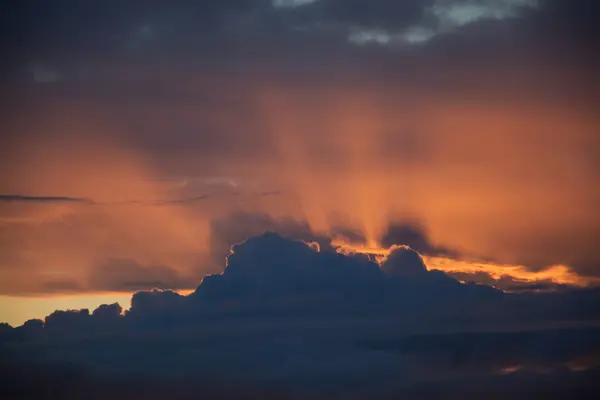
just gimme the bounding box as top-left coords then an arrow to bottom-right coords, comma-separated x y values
380,222 -> 458,257
128,289 -> 186,316
155,195 -> 210,205
447,270 -> 569,292
0,194 -> 91,204
2,232 -> 600,397
380,245 -> 428,277
91,302 -> 122,319
208,212 -> 329,266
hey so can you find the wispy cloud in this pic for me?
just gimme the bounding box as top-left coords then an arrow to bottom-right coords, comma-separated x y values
272,0 -> 319,9
348,0 -> 539,46
0,195 -> 92,204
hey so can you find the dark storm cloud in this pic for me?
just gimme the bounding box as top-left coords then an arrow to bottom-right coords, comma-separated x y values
2,233 -> 600,397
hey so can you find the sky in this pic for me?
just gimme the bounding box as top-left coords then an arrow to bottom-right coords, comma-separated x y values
4,3 -> 600,398
0,0 -> 599,323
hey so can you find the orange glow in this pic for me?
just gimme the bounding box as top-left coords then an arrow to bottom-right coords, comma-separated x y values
0,289 -> 195,327
1,75 -> 598,299
331,240 -> 600,288
498,365 -> 523,374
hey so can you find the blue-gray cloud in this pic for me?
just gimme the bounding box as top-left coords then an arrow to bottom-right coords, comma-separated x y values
2,232 -> 600,397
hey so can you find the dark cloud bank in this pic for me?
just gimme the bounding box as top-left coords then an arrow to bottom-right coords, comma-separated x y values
2,232 -> 600,399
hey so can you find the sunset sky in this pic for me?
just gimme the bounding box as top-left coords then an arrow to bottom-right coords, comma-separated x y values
1,0 -> 599,325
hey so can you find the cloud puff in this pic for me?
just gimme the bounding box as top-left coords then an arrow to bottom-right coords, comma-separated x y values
91,302 -> 123,319
208,212 -> 328,266
380,245 -> 428,277
129,289 -> 186,316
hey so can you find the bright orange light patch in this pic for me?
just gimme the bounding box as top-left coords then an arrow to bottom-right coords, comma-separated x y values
331,240 -> 600,288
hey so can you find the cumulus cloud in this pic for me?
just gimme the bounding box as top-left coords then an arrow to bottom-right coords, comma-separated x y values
208,212 -> 327,266
2,233 -> 600,396
380,245 -> 428,277
91,302 -> 123,319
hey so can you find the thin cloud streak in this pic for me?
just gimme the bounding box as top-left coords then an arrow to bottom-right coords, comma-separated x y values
0,194 -> 92,204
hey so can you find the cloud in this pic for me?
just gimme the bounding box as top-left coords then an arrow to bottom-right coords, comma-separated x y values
155,195 -> 211,205
380,245 -> 428,277
272,0 -> 319,9
0,194 -> 91,204
2,233 -> 600,396
128,289 -> 185,315
430,0 -> 539,29
446,270 -> 569,292
380,222 -> 458,257
91,302 -> 122,319
346,0 -> 539,46
208,212 -> 328,266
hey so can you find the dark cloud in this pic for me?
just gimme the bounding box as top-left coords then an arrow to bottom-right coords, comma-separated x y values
380,222 -> 458,257
380,245 -> 428,277
447,270 -> 569,292
1,0 -> 594,70
44,308 -> 90,332
2,233 -> 600,396
91,302 -> 123,319
290,0 -> 430,30
208,212 -> 329,266
494,225 -> 600,278
156,195 -> 211,205
128,289 -> 186,316
0,194 -> 91,203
